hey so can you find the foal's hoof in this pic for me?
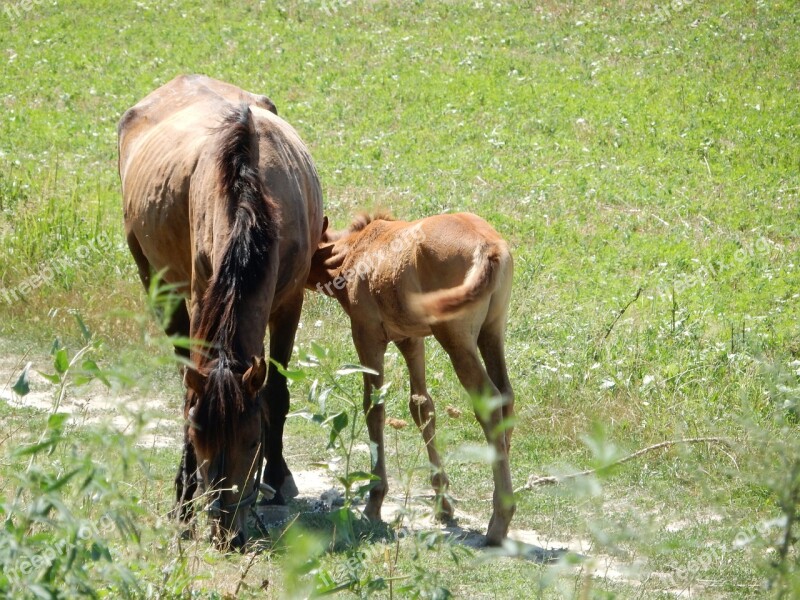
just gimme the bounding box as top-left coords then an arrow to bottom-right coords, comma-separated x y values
434,497 -> 455,523
434,505 -> 456,525
435,512 -> 457,527
363,506 -> 382,522
484,522 -> 510,547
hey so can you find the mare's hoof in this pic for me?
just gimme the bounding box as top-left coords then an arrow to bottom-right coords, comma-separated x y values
259,491 -> 284,507
280,473 -> 299,500
255,504 -> 291,526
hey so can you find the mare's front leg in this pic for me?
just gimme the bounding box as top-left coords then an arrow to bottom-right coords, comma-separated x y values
173,428 -> 198,524
167,299 -> 195,524
352,324 -> 388,521
261,296 -> 304,504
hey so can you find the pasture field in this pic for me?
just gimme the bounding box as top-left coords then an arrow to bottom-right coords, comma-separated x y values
1,0 -> 799,597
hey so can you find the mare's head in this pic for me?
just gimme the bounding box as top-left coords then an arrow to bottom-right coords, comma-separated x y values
183,354 -> 267,550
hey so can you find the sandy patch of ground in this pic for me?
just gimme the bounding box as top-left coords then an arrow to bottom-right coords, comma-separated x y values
0,354 -> 180,448
0,352 -> 703,595
260,468 -> 632,572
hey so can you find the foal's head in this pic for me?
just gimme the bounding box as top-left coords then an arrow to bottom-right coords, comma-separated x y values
306,213 -> 397,291
183,354 -> 267,550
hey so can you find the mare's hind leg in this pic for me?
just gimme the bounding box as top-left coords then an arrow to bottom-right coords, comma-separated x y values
432,323 -> 515,546
165,301 -> 191,359
126,231 -> 191,358
130,231 -> 197,528
395,337 -> 453,521
126,231 -> 153,292
261,295 -> 304,504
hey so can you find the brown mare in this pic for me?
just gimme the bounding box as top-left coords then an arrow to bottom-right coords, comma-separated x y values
118,75 -> 323,548
307,212 -> 515,545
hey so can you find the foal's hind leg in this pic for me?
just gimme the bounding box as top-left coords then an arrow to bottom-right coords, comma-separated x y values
395,337 -> 453,521
477,320 -> 514,450
432,324 -> 515,546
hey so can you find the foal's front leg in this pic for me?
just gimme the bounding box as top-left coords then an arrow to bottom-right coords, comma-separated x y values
352,325 -> 388,521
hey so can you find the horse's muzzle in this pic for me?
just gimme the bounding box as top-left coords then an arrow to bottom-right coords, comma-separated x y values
210,511 -> 248,551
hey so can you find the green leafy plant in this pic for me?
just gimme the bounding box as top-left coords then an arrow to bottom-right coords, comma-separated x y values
748,359 -> 800,597
28,313 -> 108,415
1,319 -> 147,598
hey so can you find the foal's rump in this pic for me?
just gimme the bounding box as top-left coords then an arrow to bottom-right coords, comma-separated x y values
409,213 -> 513,324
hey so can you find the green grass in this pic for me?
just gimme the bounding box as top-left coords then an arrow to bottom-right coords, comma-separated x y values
1,0 -> 799,597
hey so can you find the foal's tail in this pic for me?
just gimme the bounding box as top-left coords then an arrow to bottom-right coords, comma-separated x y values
412,243 -> 506,323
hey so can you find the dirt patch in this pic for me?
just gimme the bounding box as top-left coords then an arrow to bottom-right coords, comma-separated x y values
0,352 -> 667,591
0,354 -> 180,448
260,468 -> 595,565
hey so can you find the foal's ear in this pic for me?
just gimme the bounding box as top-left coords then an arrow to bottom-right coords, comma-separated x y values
243,356 -> 267,396
319,215 -> 330,245
184,366 -> 207,395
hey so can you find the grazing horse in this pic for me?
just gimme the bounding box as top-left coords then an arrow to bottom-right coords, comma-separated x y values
306,212 -> 515,545
118,75 -> 323,548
